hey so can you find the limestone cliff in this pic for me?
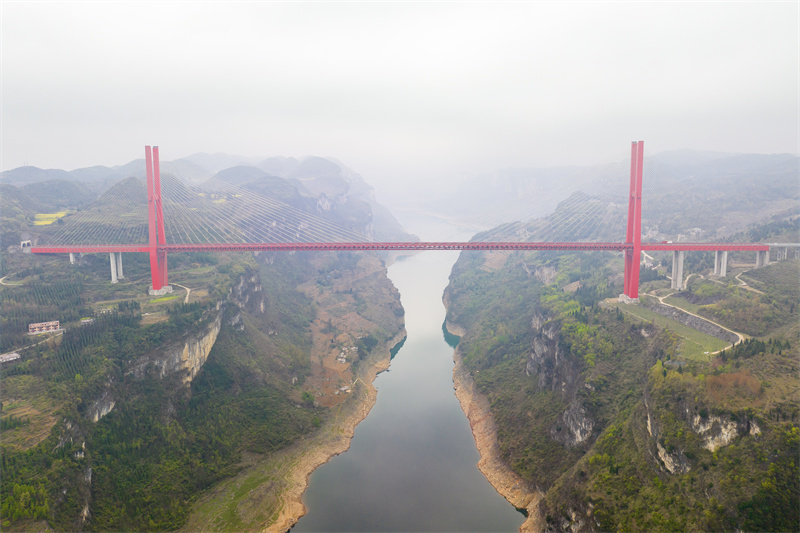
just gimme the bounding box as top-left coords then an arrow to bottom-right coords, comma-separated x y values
525,314 -> 594,449
130,311 -> 223,384
89,270 -> 264,424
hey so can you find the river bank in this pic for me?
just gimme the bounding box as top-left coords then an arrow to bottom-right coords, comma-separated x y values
181,253 -> 405,532
267,328 -> 407,531
446,318 -> 544,532
181,329 -> 405,532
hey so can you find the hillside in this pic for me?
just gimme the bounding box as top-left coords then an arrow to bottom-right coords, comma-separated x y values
21,180 -> 96,211
444,213 -> 799,531
0,169 -> 406,531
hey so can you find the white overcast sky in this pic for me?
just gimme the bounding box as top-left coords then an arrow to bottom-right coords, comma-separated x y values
2,1 -> 798,192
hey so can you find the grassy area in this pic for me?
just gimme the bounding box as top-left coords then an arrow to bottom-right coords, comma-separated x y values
0,375 -> 59,451
663,295 -> 702,314
607,301 -> 730,360
148,294 -> 179,304
182,451 -> 286,532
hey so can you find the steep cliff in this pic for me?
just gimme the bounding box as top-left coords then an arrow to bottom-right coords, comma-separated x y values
129,311 -> 223,384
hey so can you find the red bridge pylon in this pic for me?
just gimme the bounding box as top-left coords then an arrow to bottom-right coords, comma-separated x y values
622,141 -> 644,300
145,146 -> 169,293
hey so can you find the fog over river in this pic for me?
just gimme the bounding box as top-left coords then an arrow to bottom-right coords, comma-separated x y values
293,213 -> 524,531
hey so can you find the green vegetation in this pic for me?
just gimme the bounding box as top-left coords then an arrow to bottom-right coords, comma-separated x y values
446,228 -> 799,531
0,240 -> 400,531
0,157 -> 410,532
665,259 -> 800,338
608,300 -> 730,360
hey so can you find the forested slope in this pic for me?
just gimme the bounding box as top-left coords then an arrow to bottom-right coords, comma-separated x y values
445,220 -> 799,532
0,164 -> 408,531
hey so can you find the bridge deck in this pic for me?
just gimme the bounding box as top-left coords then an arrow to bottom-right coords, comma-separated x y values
31,241 -> 769,254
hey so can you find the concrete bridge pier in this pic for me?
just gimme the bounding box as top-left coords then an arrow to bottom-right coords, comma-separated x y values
713,250 -> 728,277
671,250 -> 685,290
755,250 -> 770,268
116,252 -> 124,279
110,253 -> 118,283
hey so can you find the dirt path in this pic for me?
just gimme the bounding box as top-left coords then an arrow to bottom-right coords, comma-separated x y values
734,272 -> 765,294
0,274 -> 23,286
172,283 -> 192,303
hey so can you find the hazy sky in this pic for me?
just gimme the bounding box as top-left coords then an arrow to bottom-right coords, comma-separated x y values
2,1 -> 798,193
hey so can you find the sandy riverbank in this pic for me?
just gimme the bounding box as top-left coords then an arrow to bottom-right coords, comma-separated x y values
266,328 -> 405,532
446,319 -> 545,533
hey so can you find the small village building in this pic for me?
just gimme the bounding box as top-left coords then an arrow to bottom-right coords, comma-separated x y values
28,320 -> 60,334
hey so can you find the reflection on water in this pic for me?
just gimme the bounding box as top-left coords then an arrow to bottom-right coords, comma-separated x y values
292,213 -> 524,532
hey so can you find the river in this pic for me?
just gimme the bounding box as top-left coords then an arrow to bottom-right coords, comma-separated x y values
293,212 -> 524,532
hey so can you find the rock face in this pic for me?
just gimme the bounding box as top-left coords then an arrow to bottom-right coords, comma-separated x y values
643,392 -> 762,478
130,311 -> 223,384
551,400 -> 594,448
641,301 -> 739,344
526,315 -> 580,399
88,270 -> 265,424
525,314 -> 594,449
87,391 -> 116,423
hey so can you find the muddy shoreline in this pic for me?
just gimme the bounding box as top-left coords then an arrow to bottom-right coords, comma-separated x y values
446,318 -> 545,533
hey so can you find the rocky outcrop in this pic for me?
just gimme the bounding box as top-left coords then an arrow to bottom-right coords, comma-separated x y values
86,390 -> 116,423
641,301 -> 739,344
656,441 -> 691,475
89,270 -> 264,424
550,400 -> 594,448
688,413 -> 763,452
231,272 -> 266,316
526,315 -> 580,400
643,397 -> 692,474
130,311 -> 223,384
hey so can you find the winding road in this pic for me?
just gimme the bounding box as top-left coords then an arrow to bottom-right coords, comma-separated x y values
647,289 -> 745,349
172,283 -> 192,304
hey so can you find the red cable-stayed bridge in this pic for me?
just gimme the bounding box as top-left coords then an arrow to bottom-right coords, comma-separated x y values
31,142 -> 770,301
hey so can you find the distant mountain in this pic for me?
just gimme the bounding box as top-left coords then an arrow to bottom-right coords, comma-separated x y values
97,158 -> 213,185
258,156 -> 302,178
22,179 -> 96,211
1,152 -> 416,243
436,150 -> 799,239
206,166 -> 307,207
201,157 -> 414,242
1,158 -> 212,191
0,166 -> 74,185
180,152 -> 262,174
0,184 -> 42,242
44,177 -> 148,246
